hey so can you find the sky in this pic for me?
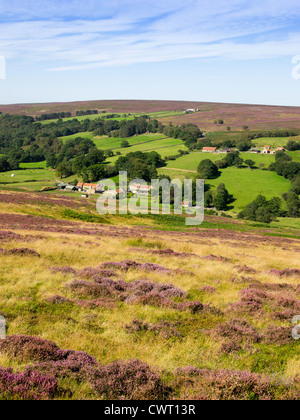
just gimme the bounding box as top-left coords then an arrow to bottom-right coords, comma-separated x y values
0,0 -> 300,106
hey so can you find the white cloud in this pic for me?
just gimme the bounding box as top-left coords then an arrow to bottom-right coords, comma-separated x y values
0,0 -> 300,70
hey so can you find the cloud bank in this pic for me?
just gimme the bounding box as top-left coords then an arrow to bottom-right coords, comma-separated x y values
0,0 -> 300,71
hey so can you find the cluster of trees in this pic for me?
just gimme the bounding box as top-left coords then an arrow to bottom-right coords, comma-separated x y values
204,183 -> 233,211
162,123 -> 204,150
216,151 -> 244,169
76,110 -> 98,116
110,116 -> 156,138
0,155 -> 19,172
35,112 -> 72,121
290,175 -> 300,195
286,140 -> 300,151
238,193 -> 299,223
165,150 -> 189,161
269,151 -> 300,180
251,129 -> 300,138
115,151 -> 164,182
238,195 -> 284,223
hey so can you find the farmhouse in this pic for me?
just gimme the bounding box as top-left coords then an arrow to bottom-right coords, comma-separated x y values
129,184 -> 153,194
65,185 -> 77,192
250,148 -> 261,154
202,147 -> 217,153
182,201 -> 191,208
76,183 -> 98,195
217,148 -> 231,154
262,146 -> 284,155
262,146 -> 273,154
184,108 -> 200,113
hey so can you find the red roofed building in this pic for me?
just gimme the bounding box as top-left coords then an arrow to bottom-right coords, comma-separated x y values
202,147 -> 217,153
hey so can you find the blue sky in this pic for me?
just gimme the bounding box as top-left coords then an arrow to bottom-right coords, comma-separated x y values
0,0 -> 300,105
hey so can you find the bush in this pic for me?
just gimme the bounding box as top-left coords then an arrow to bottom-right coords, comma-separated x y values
0,367 -> 58,400
90,359 -> 170,400
0,336 -> 61,363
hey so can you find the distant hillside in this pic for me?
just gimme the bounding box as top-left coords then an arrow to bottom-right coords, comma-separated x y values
1,100 -> 300,131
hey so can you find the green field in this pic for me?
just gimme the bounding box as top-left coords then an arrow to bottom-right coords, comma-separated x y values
165,151 -> 275,171
60,132 -> 188,161
252,137 -> 294,148
0,161 -> 76,192
208,167 -> 291,213
159,165 -> 291,213
92,133 -> 173,150
39,113 -> 136,124
287,151 -> 300,162
38,110 -> 183,125
60,132 -> 95,144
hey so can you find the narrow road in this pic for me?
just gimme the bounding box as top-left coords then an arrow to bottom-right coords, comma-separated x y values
163,167 -> 197,173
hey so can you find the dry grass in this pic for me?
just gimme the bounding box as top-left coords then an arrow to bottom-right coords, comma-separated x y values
0,191 -> 300,399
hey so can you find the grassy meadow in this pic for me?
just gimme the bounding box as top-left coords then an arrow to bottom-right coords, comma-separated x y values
0,190 -> 299,400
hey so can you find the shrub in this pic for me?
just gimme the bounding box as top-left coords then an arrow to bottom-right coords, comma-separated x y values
262,326 -> 295,346
175,368 -> 299,400
211,318 -> 261,344
0,367 -> 58,400
0,336 -> 61,363
89,359 -> 170,400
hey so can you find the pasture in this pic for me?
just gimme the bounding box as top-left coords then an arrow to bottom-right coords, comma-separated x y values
165,151 -> 276,171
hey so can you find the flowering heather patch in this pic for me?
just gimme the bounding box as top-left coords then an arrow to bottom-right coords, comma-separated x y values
0,367 -> 59,400
126,292 -> 177,309
0,335 -> 98,387
32,350 -> 97,382
50,266 -> 77,275
174,368 -> 299,400
272,310 -> 298,321
230,276 -> 261,285
99,261 -> 129,271
65,274 -> 190,311
263,283 -> 295,292
235,265 -> 257,274
210,319 -> 261,345
65,279 -> 124,300
89,359 -> 171,400
200,286 -> 217,294
148,249 -> 198,258
262,326 -> 295,346
140,262 -> 171,273
99,260 -> 173,274
127,280 -> 187,299
0,192 -> 86,210
274,295 -> 300,311
269,269 -> 300,278
0,336 -> 61,363
200,255 -> 231,263
77,267 -> 118,280
220,340 -> 243,354
227,289 -> 266,315
0,247 -> 40,257
0,230 -> 22,242
177,301 -> 204,314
